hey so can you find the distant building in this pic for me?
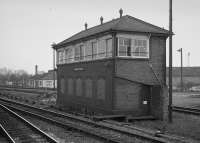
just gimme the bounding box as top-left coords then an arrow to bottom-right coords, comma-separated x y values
41,70 -> 57,88
27,70 -> 57,89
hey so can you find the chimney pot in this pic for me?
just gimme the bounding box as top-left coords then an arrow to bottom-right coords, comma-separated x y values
119,8 -> 123,18
100,16 -> 103,24
35,65 -> 38,75
84,22 -> 88,30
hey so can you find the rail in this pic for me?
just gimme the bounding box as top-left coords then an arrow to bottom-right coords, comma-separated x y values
173,106 -> 200,115
0,103 -> 58,143
0,97 -> 168,143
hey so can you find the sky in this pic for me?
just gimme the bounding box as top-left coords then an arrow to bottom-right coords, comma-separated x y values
0,0 -> 200,74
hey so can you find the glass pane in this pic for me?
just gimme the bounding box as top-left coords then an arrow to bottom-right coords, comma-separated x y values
124,38 -> 130,46
134,47 -> 140,56
92,42 -> 97,59
98,40 -> 106,58
138,40 -> 142,46
140,47 -> 148,57
132,39 -> 148,57
143,40 -> 147,47
106,39 -> 112,57
118,46 -> 127,56
65,48 -> 73,63
85,45 -> 92,60
119,38 -> 124,45
75,46 -> 80,61
80,45 -> 84,60
127,46 -> 131,56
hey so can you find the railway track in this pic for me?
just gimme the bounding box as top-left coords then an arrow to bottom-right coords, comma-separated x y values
0,97 -> 169,143
0,123 -> 15,143
0,103 -> 58,143
173,106 -> 200,115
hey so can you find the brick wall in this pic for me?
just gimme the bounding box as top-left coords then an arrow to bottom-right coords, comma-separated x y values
57,59 -> 114,114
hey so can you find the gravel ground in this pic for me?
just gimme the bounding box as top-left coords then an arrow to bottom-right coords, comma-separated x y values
132,112 -> 200,141
0,89 -> 56,108
19,113 -> 103,143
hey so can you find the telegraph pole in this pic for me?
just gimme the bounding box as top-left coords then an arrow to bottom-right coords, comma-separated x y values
51,43 -> 56,90
177,48 -> 183,92
168,0 -> 173,123
180,49 -> 183,92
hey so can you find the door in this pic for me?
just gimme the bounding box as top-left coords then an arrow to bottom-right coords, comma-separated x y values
140,85 -> 151,115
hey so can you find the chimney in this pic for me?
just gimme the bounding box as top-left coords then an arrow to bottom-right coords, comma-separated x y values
119,8 -> 123,18
84,22 -> 88,30
100,16 -> 103,24
35,65 -> 38,75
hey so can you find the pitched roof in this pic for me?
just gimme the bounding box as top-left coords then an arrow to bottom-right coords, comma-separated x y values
54,15 -> 169,48
42,70 -> 57,80
30,74 -> 46,80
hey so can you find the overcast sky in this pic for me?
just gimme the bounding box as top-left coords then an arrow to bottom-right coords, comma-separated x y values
0,0 -> 200,74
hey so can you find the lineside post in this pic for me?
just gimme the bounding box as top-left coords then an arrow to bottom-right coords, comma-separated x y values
168,0 -> 173,123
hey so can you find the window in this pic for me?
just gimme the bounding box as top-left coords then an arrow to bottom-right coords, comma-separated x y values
106,38 -> 112,57
67,78 -> 73,95
46,81 -> 52,87
92,42 -> 97,59
132,39 -> 148,57
80,45 -> 84,60
57,36 -> 113,65
85,44 -> 92,60
118,36 -> 149,58
39,81 -> 43,86
97,78 -> 106,100
98,40 -> 106,58
76,78 -> 82,96
58,50 -> 64,64
118,37 -> 131,56
75,46 -> 80,61
65,47 -> 74,63
85,78 -> 92,98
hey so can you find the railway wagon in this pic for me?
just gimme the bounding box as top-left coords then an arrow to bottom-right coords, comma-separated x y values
53,10 -> 169,120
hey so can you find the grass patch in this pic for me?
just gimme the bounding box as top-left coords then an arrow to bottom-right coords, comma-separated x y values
133,112 -> 200,140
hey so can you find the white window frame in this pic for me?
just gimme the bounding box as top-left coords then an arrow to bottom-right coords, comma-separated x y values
132,38 -> 149,58
117,34 -> 149,59
105,38 -> 112,57
57,49 -> 65,64
92,41 -> 98,59
97,39 -> 105,59
80,44 -> 85,61
84,43 -> 93,61
65,46 -> 74,63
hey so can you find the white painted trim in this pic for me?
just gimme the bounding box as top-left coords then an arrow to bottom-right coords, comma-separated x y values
117,34 -> 149,59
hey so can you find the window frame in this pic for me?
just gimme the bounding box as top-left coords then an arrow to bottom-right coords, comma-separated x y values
117,34 -> 149,59
105,38 -> 112,57
91,41 -> 98,60
65,46 -> 74,63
